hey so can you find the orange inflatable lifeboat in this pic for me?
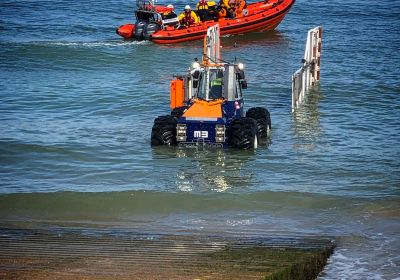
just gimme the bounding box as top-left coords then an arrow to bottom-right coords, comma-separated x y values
116,0 -> 295,44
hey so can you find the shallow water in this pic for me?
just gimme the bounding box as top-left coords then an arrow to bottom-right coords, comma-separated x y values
1,0 -> 400,278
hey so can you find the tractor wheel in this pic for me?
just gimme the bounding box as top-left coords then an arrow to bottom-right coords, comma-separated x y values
171,106 -> 188,119
151,115 -> 177,146
227,117 -> 258,149
246,107 -> 271,139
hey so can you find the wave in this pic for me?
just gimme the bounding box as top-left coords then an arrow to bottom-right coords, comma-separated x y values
40,40 -> 151,48
1,190 -> 398,223
0,39 -> 150,48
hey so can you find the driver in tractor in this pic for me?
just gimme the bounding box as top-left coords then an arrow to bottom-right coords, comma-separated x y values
209,70 -> 224,99
178,5 -> 200,27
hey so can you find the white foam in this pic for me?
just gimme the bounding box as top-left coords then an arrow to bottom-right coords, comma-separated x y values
332,252 -> 348,260
319,249 -> 384,280
29,40 -> 151,48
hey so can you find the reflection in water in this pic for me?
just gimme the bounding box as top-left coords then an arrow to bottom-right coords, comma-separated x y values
175,148 -> 254,193
152,147 -> 255,193
292,86 -> 324,151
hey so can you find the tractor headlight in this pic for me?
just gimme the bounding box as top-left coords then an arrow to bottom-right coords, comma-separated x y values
192,61 -> 200,69
177,124 -> 187,141
215,124 -> 225,142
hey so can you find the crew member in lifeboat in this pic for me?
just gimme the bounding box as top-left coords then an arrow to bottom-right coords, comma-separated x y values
162,4 -> 179,26
196,0 -> 218,21
163,4 -> 177,19
229,0 -> 246,17
218,0 -> 246,18
178,5 -> 200,27
217,0 -> 231,18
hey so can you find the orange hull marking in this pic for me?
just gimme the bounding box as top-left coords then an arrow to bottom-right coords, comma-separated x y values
183,99 -> 224,118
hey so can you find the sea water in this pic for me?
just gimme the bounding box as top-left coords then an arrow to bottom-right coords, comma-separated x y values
0,0 -> 399,278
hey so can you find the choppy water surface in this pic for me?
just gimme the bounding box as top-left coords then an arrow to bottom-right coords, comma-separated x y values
1,0 -> 399,278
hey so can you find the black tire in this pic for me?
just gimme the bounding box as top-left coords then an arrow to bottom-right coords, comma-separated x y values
227,117 -> 258,149
246,107 -> 271,139
151,115 -> 177,146
171,106 -> 188,119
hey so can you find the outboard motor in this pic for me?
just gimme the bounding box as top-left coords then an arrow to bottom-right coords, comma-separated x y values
134,21 -> 146,40
143,22 -> 160,40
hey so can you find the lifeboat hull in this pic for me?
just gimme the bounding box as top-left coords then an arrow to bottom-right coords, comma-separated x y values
151,0 -> 295,44
116,0 -> 295,43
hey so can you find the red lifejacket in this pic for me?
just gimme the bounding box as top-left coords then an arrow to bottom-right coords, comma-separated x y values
198,0 -> 208,10
184,11 -> 195,25
228,0 -> 236,7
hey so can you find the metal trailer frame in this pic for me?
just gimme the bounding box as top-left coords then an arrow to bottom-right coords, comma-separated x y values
292,26 -> 323,112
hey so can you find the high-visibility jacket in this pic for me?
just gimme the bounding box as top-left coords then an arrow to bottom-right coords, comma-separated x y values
196,1 -> 217,21
163,10 -> 177,19
210,78 -> 223,98
178,11 -> 200,25
219,0 -> 231,9
210,78 -> 222,87
230,0 -> 246,15
196,1 -> 216,10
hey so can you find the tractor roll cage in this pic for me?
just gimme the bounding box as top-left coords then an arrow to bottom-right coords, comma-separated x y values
191,64 -> 244,101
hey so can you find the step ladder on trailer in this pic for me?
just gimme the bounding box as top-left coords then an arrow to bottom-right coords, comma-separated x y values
292,26 -> 323,112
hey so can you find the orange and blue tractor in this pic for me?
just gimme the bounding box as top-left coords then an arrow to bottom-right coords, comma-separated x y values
151,24 -> 271,149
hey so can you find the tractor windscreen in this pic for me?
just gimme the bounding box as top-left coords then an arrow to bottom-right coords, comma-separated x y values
197,68 -> 224,100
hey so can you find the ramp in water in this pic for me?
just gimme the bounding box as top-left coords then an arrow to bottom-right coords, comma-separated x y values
0,227 -> 334,280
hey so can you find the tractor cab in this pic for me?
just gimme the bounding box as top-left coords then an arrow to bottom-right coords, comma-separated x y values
195,67 -> 224,100
181,60 -> 248,128
190,63 -> 247,102
188,25 -> 247,105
